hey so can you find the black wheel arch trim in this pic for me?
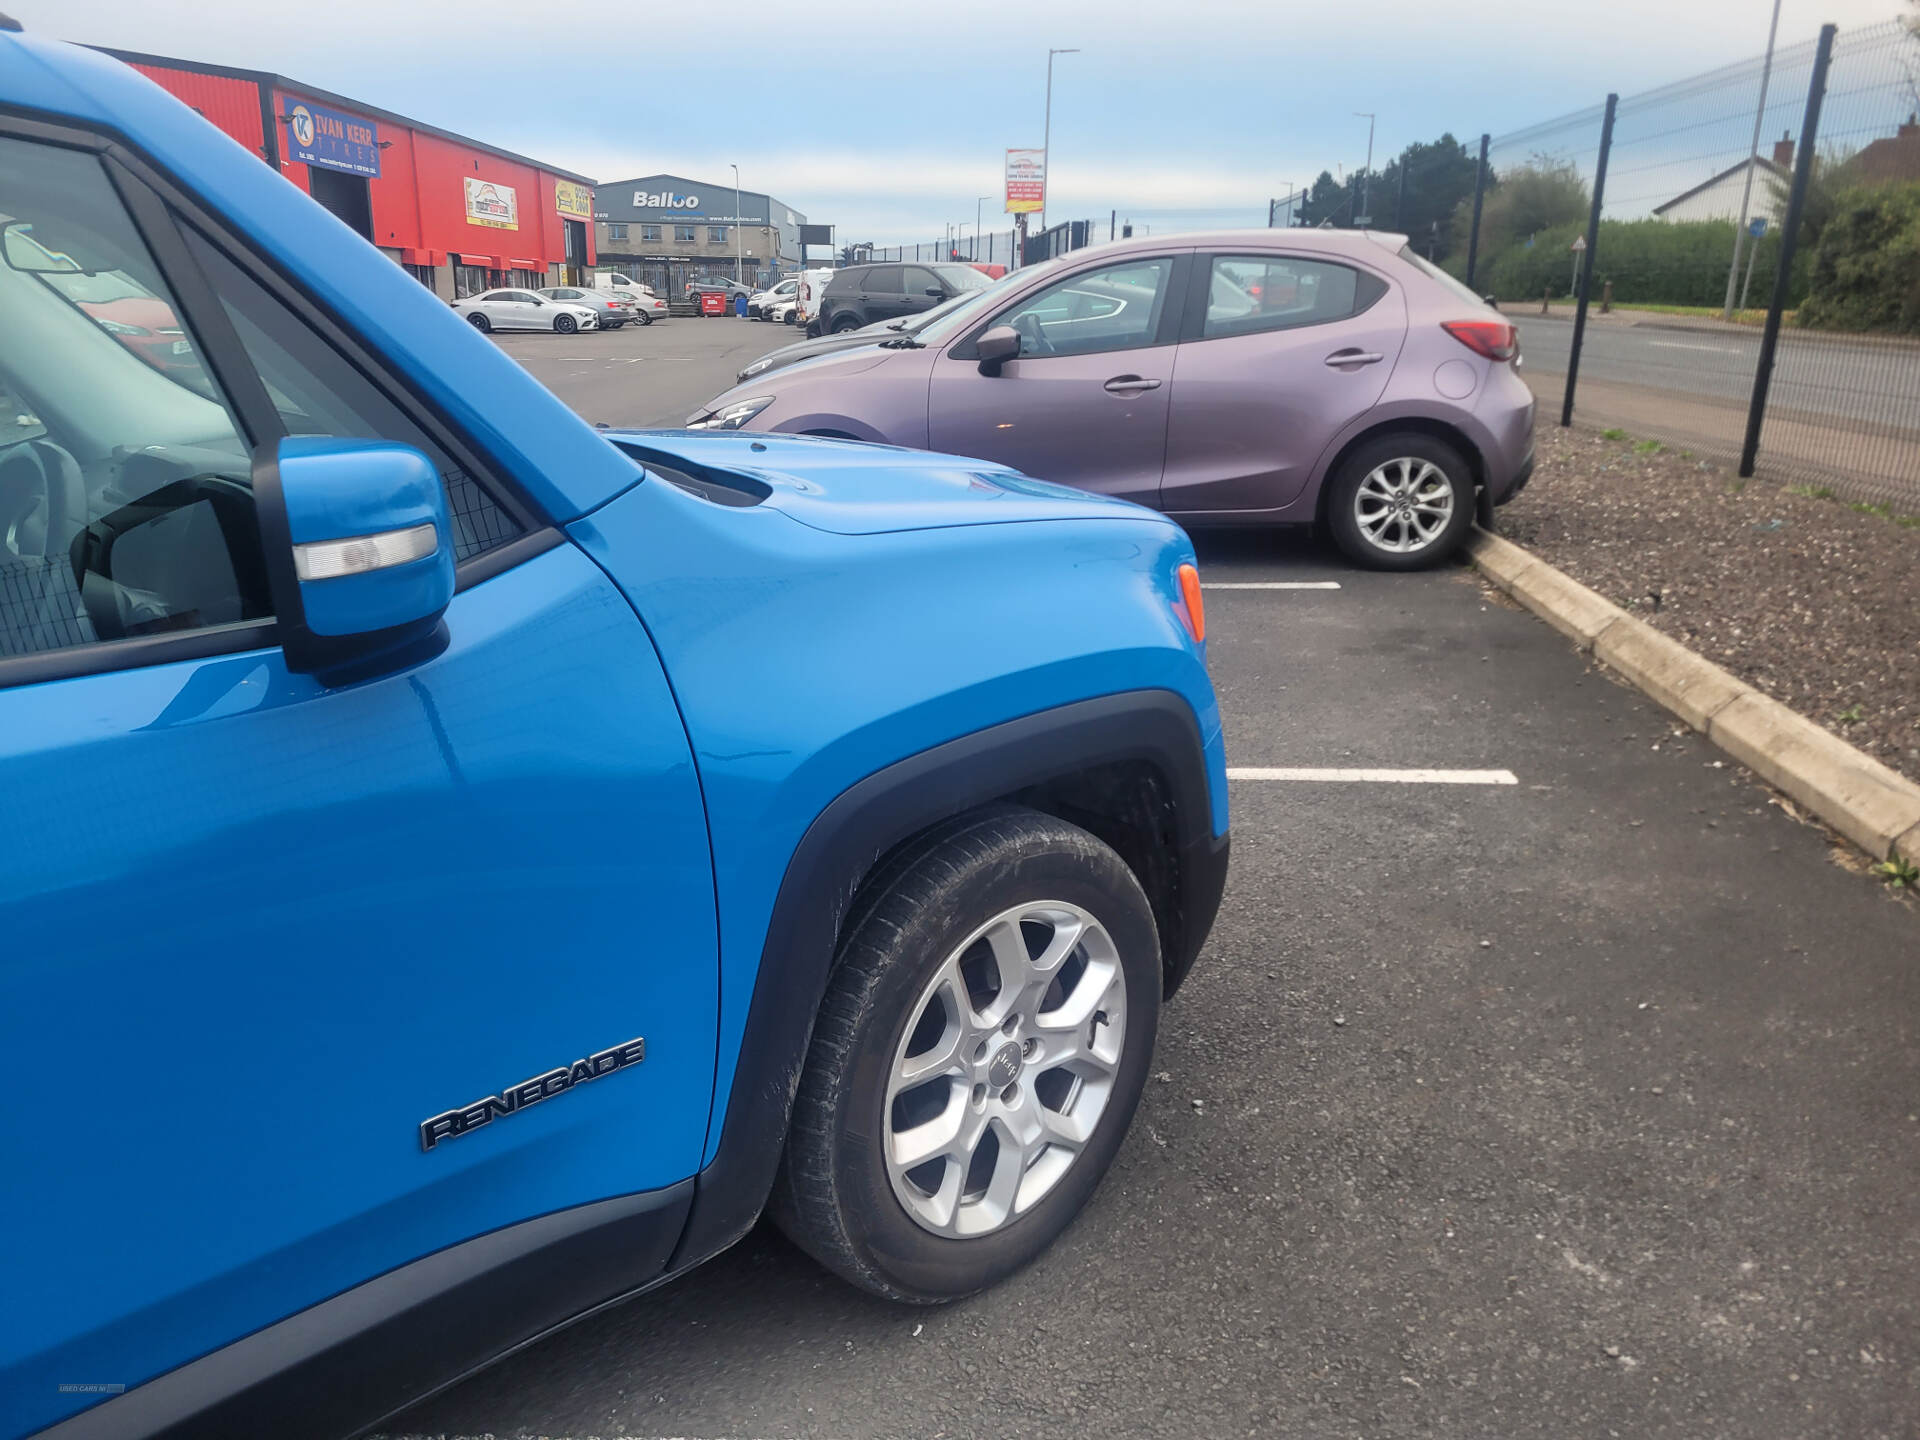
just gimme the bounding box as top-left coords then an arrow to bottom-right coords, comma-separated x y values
669,688 -> 1229,1274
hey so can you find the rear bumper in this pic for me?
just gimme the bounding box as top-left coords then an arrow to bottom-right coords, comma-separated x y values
1495,449 -> 1535,506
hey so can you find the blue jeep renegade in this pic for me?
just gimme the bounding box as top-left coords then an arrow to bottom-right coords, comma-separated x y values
0,26 -> 1228,1440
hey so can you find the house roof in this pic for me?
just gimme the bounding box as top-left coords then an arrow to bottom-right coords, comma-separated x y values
1852,127 -> 1920,185
1652,154 -> 1789,215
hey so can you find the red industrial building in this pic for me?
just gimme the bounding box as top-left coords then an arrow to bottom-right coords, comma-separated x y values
99,49 -> 596,300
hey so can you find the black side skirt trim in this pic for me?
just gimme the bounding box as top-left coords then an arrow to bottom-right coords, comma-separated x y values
670,689 -> 1224,1273
34,1181 -> 692,1440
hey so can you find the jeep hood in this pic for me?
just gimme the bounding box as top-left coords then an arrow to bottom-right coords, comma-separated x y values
605,431 -> 1155,536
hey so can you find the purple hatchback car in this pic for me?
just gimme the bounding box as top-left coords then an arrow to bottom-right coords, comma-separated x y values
687,230 -> 1535,569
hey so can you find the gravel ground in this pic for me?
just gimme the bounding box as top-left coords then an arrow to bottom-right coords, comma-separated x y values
1498,426 -> 1920,785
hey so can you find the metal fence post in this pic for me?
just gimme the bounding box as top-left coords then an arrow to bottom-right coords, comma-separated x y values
1560,94 -> 1617,428
1741,23 -> 1835,478
1464,133 -> 1490,289
1393,162 -> 1408,232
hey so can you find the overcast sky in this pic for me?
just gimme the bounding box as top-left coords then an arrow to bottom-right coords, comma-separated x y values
16,0 -> 1913,243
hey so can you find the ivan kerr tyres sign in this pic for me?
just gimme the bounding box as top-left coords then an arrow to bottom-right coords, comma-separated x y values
285,100 -> 381,178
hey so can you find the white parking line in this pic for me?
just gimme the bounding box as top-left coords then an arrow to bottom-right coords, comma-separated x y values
1228,767 -> 1518,785
1648,340 -> 1742,355
1203,581 -> 1343,590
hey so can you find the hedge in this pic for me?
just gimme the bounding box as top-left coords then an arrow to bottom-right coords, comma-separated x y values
1796,182 -> 1920,334
1469,218 -> 1809,310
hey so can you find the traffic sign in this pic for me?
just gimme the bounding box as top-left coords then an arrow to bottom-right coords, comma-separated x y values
1748,217 -> 1769,238
1570,234 -> 1588,252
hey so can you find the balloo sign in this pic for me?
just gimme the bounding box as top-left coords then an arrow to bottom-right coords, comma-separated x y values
634,189 -> 701,209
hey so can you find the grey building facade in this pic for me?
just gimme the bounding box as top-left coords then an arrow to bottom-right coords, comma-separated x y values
593,174 -> 805,296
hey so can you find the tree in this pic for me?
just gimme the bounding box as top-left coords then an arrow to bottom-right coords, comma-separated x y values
1300,170 -> 1349,228
1374,133 -> 1481,261
837,242 -> 872,265
1455,154 -> 1589,261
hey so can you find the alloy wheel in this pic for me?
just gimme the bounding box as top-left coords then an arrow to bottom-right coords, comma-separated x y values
884,900 -> 1127,1239
1353,457 -> 1454,554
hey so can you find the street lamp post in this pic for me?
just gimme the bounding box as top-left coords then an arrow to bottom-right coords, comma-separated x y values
1354,113 -> 1375,225
976,195 -> 994,260
730,163 -> 743,286
1041,47 -> 1079,232
1724,0 -> 1784,319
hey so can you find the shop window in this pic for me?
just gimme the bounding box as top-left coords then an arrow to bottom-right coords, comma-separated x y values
453,264 -> 492,299
402,263 -> 435,289
509,269 -> 542,289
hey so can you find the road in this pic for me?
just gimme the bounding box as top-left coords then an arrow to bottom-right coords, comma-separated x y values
1513,313 -> 1920,502
389,320 -> 1919,1440
1516,313 -> 1920,429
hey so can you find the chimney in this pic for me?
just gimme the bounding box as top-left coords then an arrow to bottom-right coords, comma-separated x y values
1900,113 -> 1918,138
1772,132 -> 1795,169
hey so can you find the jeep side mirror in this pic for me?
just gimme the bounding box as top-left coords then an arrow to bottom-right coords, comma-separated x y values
976,325 -> 1020,377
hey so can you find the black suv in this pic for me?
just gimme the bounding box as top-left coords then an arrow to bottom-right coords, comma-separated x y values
811,262 -> 992,335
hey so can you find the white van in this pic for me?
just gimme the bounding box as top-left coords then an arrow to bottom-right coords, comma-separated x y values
592,270 -> 655,301
794,267 -> 835,333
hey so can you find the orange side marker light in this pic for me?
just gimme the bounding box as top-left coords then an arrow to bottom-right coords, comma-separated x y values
1175,562 -> 1206,644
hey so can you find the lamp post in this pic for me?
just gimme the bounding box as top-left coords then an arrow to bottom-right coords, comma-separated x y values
1041,47 -> 1079,231
730,163 -> 743,286
976,195 -> 994,260
1724,0 -> 1784,319
1354,112 -> 1375,226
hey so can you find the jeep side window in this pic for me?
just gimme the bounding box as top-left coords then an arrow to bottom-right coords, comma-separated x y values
0,136 -> 269,662
180,228 -> 524,563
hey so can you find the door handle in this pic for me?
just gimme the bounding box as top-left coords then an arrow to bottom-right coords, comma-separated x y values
1104,375 -> 1163,394
1325,349 -> 1384,367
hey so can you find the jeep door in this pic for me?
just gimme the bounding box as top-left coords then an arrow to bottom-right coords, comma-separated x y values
0,134 -> 719,1437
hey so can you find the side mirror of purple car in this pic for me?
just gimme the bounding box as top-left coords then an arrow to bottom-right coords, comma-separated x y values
976,325 -> 1020,377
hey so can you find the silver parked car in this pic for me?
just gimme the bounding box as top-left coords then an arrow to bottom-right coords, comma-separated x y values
540,286 -> 630,330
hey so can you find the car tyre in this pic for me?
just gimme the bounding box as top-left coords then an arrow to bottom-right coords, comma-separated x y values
465,312 -> 490,333
830,314 -> 863,334
770,806 -> 1161,1304
554,313 -> 578,335
1326,432 -> 1475,571
637,311 -> 653,325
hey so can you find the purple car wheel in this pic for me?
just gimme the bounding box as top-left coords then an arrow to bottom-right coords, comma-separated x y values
1327,433 -> 1474,571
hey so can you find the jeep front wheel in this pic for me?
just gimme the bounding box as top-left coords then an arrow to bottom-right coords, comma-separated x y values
770,807 -> 1160,1303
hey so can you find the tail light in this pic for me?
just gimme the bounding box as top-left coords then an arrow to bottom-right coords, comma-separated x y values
1442,319 -> 1518,362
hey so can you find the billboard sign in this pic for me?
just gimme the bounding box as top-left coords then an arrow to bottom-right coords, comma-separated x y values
285,100 -> 381,178
555,181 -> 593,220
464,178 -> 519,230
1005,149 -> 1045,214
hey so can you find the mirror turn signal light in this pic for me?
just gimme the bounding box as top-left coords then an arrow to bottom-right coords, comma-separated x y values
1174,562 -> 1206,644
